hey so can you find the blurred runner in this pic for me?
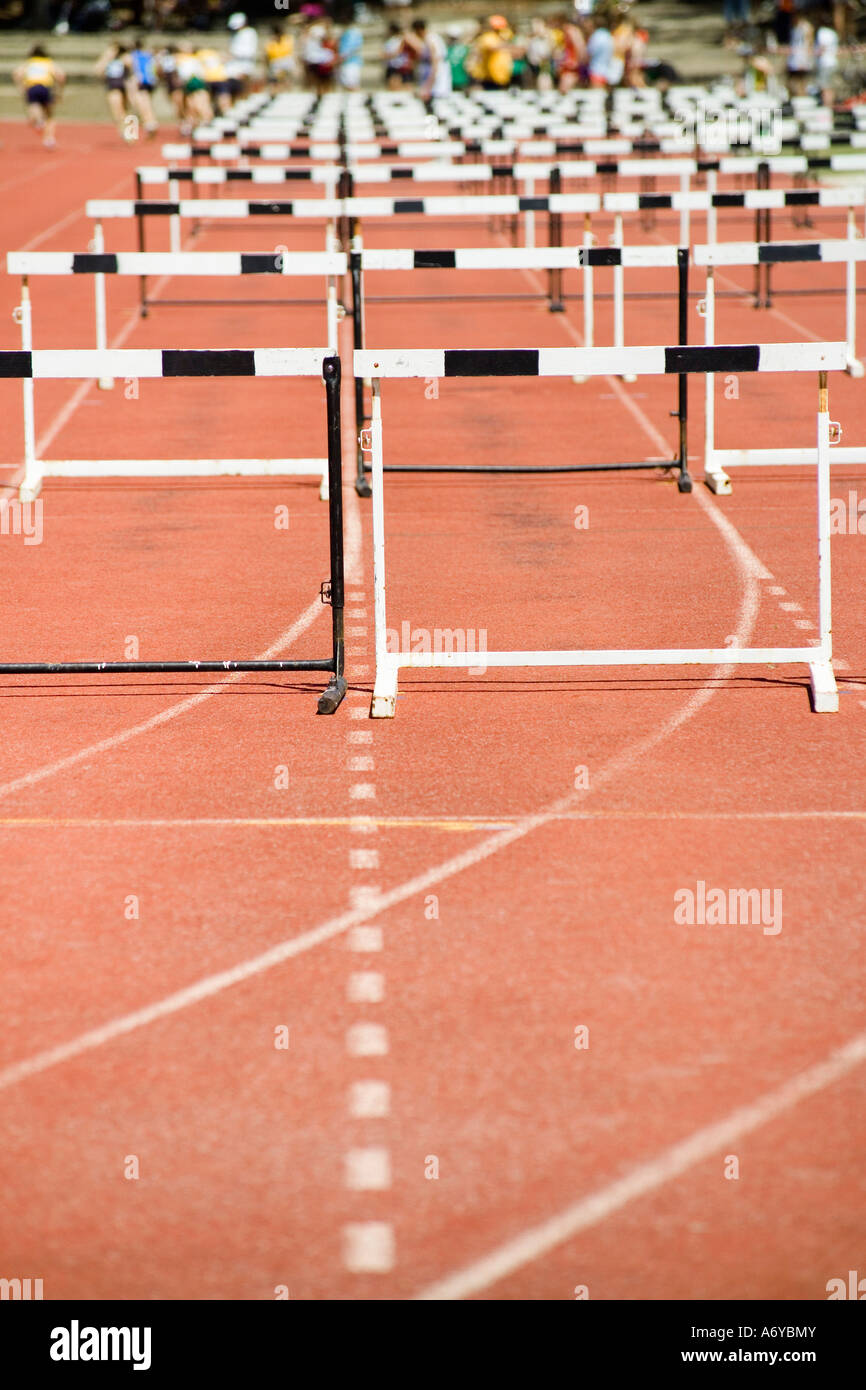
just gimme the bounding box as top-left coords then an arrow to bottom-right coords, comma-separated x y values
14,45 -> 65,150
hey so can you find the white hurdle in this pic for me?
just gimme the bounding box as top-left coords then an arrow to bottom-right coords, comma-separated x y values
7,246 -> 346,500
354,342 -> 845,718
695,230 -> 866,493
3,274 -> 340,501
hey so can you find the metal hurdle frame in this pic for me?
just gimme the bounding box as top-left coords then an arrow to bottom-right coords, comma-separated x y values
347,238 -> 693,496
696,233 -> 866,494
355,342 -> 844,719
7,250 -> 346,502
0,349 -> 347,714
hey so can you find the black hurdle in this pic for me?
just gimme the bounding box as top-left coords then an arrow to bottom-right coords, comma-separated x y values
349,241 -> 372,498
0,357 -> 347,715
754,162 -> 772,309
673,247 -> 693,493
355,252 -> 693,490
134,171 -> 149,317
548,166 -> 565,312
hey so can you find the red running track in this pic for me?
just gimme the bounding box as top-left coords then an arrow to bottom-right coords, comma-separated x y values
0,122 -> 864,1301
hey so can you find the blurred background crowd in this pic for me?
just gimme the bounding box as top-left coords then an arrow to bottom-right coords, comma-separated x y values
5,2 -> 866,149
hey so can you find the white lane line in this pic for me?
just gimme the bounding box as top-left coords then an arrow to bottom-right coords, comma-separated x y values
345,1148 -> 391,1190
415,1031 -> 866,1300
349,1081 -> 390,1118
347,972 -> 385,1003
347,756 -> 375,772
349,783 -> 376,800
343,1223 -> 395,1273
346,1023 -> 389,1057
347,926 -> 383,952
349,848 -> 380,869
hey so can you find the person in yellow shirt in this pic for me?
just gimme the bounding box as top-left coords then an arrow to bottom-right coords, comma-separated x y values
470,14 -> 515,90
266,23 -> 295,90
196,45 -> 232,114
14,45 -> 65,150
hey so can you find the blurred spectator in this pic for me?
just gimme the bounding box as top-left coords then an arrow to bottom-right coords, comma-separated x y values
556,20 -> 587,92
470,15 -> 515,90
815,11 -> 840,103
444,24 -> 473,91
587,10 -> 620,87
302,17 -> 339,95
406,18 -> 452,102
265,24 -> 296,91
524,16 -> 556,90
383,21 -> 415,88
787,10 -> 814,94
227,12 -> 258,98
338,21 -> 364,91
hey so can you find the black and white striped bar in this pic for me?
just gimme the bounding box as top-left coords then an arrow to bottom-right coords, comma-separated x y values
355,343 -> 846,379
0,348 -> 330,378
357,246 -> 680,271
8,252 -> 347,277
694,239 -> 866,266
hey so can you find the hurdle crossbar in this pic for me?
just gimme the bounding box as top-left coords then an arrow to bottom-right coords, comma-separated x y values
0,351 -> 347,712
355,342 -> 844,718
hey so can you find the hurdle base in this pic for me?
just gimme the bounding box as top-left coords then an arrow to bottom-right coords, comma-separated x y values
371,658 -> 398,719
23,457 -> 330,500
847,356 -> 865,379
677,471 -> 693,494
98,378 -> 114,392
317,673 -> 348,715
809,660 -> 839,713
354,475 -> 373,498
704,468 -> 733,495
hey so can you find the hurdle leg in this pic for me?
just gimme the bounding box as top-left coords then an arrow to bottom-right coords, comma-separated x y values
701,267 -> 730,494
318,354 -> 347,715
679,171 -> 689,247
809,371 -> 838,712
91,221 -> 113,391
548,166 -> 564,312
16,282 -> 41,502
706,169 -> 718,247
524,175 -> 535,249
350,235 -> 372,499
370,379 -> 398,718
845,210 -> 864,377
613,214 -> 636,382
674,247 -> 692,493
573,215 -> 593,384
168,179 -> 181,255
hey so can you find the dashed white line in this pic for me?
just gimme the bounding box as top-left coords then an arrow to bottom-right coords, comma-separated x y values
345,1148 -> 391,1190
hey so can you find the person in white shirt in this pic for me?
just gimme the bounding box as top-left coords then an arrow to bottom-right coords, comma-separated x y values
227,12 -> 258,97
814,16 -> 839,106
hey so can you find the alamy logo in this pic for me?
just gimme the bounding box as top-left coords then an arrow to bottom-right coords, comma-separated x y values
674,880 -> 782,935
0,498 -> 42,545
0,1276 -> 43,1299
826,1270 -> 866,1299
830,491 -> 866,535
385,621 -> 488,675
50,1321 -> 152,1371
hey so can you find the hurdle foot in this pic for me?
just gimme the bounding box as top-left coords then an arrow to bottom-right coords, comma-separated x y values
371,661 -> 398,718
704,469 -> 732,495
677,471 -> 693,494
809,660 -> 839,713
548,303 -> 565,313
354,475 -> 372,499
98,378 -> 114,391
317,674 -> 347,715
18,479 -> 43,504
621,374 -> 637,384
572,375 -> 588,385
847,357 -> 865,379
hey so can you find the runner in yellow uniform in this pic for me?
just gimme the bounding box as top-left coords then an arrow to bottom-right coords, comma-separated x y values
196,45 -> 232,115
13,46 -> 65,149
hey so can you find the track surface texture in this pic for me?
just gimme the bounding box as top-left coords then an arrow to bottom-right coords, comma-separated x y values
0,121 -> 864,1301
